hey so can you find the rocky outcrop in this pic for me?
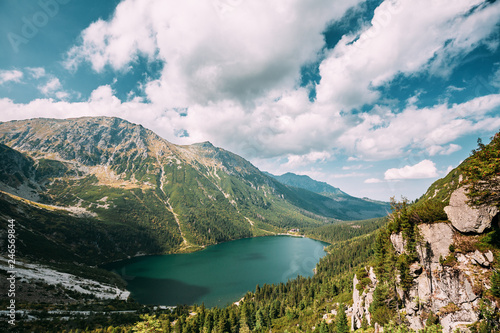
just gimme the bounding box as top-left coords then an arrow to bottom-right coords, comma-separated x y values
390,232 -> 406,255
416,222 -> 454,263
444,186 -> 499,234
391,223 -> 454,263
351,267 -> 378,331
384,223 -> 497,333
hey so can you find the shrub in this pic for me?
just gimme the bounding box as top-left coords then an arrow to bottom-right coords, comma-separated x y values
439,302 -> 460,316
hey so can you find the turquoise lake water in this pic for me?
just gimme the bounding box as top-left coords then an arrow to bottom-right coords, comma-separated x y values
105,236 -> 328,307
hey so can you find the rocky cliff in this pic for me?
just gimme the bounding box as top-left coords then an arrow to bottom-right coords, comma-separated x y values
351,133 -> 500,332
351,182 -> 499,333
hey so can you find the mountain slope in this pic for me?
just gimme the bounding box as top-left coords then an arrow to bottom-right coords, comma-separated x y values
268,172 -> 346,195
268,171 -> 390,220
0,117 -> 388,265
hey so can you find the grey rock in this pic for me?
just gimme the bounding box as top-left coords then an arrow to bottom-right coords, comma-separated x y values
351,267 -> 377,331
485,250 -> 494,263
444,186 -> 499,234
456,253 -> 469,264
409,262 -> 423,277
440,309 -> 478,333
390,232 -> 406,254
470,250 -> 489,267
417,222 -> 454,263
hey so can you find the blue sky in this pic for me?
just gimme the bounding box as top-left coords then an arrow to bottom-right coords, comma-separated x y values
1,0 -> 500,201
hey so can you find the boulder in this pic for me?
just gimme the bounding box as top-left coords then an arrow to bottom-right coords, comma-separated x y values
444,187 -> 499,234
417,222 -> 454,263
485,250 -> 494,263
470,250 -> 489,267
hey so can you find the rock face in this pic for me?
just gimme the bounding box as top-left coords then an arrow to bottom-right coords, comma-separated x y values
391,223 -> 454,263
390,232 -> 406,255
444,186 -> 499,234
417,223 -> 454,263
383,223 -> 497,333
351,267 -> 378,331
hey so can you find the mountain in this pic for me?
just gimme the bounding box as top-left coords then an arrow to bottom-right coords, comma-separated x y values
0,117 -> 387,264
266,172 -> 347,195
268,172 -> 390,220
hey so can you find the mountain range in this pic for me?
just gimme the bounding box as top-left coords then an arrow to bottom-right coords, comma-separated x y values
1,117 -> 498,332
0,117 -> 389,264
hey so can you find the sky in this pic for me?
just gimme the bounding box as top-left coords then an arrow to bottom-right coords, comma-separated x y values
1,0 -> 500,201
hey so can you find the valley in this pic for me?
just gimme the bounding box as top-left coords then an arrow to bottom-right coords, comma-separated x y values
0,117 -> 498,333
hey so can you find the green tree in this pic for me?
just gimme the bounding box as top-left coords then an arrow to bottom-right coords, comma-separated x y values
336,304 -> 349,333
491,271 -> 500,298
132,315 -> 163,333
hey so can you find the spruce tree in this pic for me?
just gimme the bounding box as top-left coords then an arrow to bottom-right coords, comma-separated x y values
336,304 -> 349,333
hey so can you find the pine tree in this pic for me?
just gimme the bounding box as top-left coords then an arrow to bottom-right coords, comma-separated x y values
318,320 -> 329,333
336,304 -> 349,333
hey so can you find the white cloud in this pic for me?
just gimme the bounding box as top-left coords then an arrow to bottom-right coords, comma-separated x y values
330,172 -> 369,179
365,178 -> 383,184
0,86 -> 185,145
283,151 -> 332,168
337,94 -> 500,160
315,0 -> 500,110
39,78 -> 62,96
55,91 -> 70,100
427,143 -> 462,156
66,0 -> 362,107
0,69 -> 23,85
26,67 -> 46,79
37,77 -> 74,100
385,160 -> 438,180
342,164 -> 368,170
3,0 -> 499,172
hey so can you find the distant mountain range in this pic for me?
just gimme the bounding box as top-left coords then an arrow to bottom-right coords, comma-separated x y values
266,171 -> 389,217
0,117 -> 389,265
264,172 -> 347,195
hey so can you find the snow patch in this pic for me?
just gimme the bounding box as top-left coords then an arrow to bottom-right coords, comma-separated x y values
0,256 -> 129,300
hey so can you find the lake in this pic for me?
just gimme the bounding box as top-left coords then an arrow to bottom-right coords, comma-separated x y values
105,236 -> 328,307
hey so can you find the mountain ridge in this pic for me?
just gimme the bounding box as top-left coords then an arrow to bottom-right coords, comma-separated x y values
266,171 -> 347,195
0,116 -> 389,262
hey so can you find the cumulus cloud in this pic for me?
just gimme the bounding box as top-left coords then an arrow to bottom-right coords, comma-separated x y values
26,67 -> 46,79
36,77 -> 74,101
427,143 -> 462,156
66,0 -> 362,107
315,0 -> 500,110
283,151 -> 332,168
0,85 -> 185,145
0,69 -> 23,85
39,78 -> 63,96
337,94 -> 500,160
385,160 -> 438,180
365,178 -> 384,184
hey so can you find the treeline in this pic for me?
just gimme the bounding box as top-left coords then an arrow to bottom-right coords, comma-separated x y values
306,218 -> 387,244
